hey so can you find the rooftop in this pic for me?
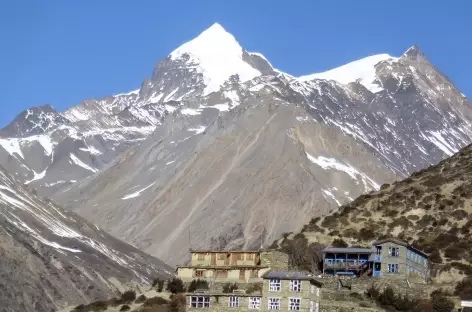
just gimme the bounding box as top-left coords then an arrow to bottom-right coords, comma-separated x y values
190,249 -> 261,253
177,264 -> 268,269
262,271 -> 323,286
323,247 -> 375,254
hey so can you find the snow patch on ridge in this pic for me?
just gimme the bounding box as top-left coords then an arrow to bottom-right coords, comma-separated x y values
122,183 -> 156,200
299,54 -> 397,93
306,152 -> 379,191
25,169 -> 47,184
70,154 -> 98,173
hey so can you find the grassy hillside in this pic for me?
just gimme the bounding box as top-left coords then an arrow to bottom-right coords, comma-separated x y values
273,144 -> 472,281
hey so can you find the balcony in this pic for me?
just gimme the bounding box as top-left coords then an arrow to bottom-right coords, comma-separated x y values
373,255 -> 382,262
324,261 -> 368,270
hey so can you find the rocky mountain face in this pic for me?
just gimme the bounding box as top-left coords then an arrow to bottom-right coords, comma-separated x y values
2,23 -> 471,266
275,143 -> 472,283
0,166 -> 172,312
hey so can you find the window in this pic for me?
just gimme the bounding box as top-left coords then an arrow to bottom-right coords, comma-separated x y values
289,298 -> 301,311
269,279 -> 281,291
190,296 -> 210,308
218,253 -> 225,260
310,285 -> 315,294
310,301 -> 314,312
388,263 -> 399,273
236,253 -> 244,260
198,253 -> 205,260
228,296 -> 240,308
247,253 -> 254,260
316,288 -> 320,297
268,298 -> 280,310
249,297 -> 261,309
290,280 -> 301,292
195,270 -> 204,278
388,247 -> 399,257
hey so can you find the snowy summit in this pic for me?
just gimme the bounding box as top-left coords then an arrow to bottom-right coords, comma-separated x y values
298,54 -> 397,93
170,23 -> 261,95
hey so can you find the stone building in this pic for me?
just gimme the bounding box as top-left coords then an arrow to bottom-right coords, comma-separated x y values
177,249 -> 289,283
186,271 -> 322,312
322,238 -> 429,281
373,238 -> 429,280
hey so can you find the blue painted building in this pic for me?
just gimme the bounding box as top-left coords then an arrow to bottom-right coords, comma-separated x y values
322,239 -> 429,280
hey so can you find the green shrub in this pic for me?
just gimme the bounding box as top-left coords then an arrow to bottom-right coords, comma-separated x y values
429,249 -> 442,264
120,290 -> 137,303
455,277 -> 472,296
222,283 -> 238,293
246,283 -> 262,294
143,296 -> 169,307
431,295 -> 455,312
135,294 -> 147,304
365,284 -> 380,300
152,278 -> 165,292
332,238 -> 348,248
358,228 -> 375,241
169,293 -> 186,312
120,305 -> 131,311
187,279 -> 209,292
166,278 -> 185,294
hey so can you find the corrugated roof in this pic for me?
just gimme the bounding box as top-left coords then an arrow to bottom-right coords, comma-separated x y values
262,271 -> 323,287
323,247 -> 375,254
263,271 -> 313,280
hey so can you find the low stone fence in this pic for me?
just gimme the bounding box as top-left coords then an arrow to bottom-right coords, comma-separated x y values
317,274 -> 432,299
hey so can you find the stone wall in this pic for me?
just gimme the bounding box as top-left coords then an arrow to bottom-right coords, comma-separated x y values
317,274 -> 437,300
260,250 -> 290,270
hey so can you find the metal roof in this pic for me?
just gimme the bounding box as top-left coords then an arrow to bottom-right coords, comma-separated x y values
323,247 -> 375,254
262,271 -> 323,286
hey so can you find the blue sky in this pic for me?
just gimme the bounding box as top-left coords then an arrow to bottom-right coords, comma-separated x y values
1,0 -> 470,127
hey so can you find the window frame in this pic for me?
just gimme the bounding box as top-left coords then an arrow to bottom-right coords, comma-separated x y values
197,253 -> 206,260
249,297 -> 261,309
290,280 -> 302,292
388,263 -> 399,273
289,297 -> 301,311
190,295 -> 210,308
246,253 -> 255,260
268,297 -> 280,310
228,296 -> 240,308
269,278 -> 281,292
388,247 -> 399,257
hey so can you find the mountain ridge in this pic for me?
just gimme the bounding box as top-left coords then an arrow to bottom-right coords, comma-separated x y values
0,164 -> 173,312
1,23 -> 471,267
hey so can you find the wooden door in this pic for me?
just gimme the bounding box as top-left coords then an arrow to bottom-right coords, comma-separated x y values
211,253 -> 216,265
225,254 -> 230,265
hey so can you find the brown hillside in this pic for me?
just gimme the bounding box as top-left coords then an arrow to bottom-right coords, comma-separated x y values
274,144 -> 472,280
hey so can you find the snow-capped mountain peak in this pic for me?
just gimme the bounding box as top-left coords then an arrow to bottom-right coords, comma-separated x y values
402,44 -> 428,62
169,22 -> 261,94
298,53 -> 398,93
